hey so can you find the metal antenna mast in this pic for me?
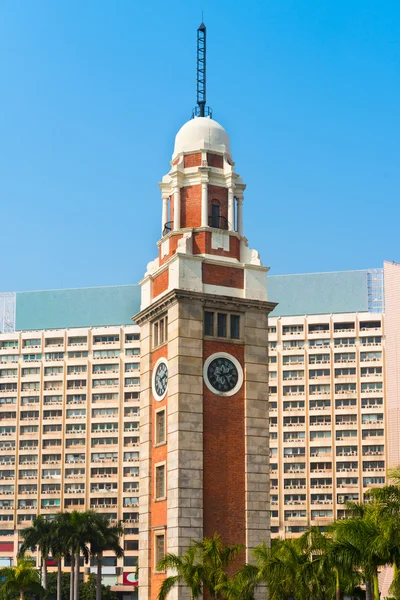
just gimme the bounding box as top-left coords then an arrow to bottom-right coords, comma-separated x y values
192,21 -> 212,118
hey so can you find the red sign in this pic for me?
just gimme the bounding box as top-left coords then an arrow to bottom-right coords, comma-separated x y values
123,573 -> 138,586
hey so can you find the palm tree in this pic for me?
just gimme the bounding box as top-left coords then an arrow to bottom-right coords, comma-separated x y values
157,534 -> 243,600
52,513 -> 74,600
0,557 -> 43,600
55,511 -> 92,600
19,515 -> 54,591
88,514 -> 124,600
157,545 -> 204,600
215,564 -> 259,600
254,538 -> 309,600
329,501 -> 390,600
367,485 -> 400,597
193,534 -> 244,600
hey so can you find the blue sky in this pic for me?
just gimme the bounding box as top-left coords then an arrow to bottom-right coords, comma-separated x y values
1,0 -> 399,291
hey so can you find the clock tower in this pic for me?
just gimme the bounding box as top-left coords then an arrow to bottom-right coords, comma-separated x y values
133,22 -> 276,600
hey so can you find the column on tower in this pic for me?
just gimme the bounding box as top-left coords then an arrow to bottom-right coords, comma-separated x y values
228,186 -> 235,231
200,165 -> 209,227
173,187 -> 180,230
237,194 -> 244,235
161,195 -> 168,235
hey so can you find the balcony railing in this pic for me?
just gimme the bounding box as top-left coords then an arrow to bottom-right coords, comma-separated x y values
163,221 -> 173,236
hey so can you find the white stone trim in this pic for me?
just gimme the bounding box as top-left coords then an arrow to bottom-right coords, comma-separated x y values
203,352 -> 244,397
152,357 -> 168,402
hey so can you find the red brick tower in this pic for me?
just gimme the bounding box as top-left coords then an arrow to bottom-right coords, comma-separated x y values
134,25 -> 275,600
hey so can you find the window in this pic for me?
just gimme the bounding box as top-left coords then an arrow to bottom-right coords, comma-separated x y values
156,410 -> 166,445
283,340 -> 304,349
45,352 -> 64,360
125,378 -> 139,386
44,366 -> 63,375
92,408 -> 118,418
23,339 -> 41,347
284,355 -> 304,364
93,363 -> 118,374
153,315 -> 168,348
1,340 -> 18,349
68,336 -> 87,345
217,313 -> 227,337
309,324 -> 329,333
125,392 -> 140,401
0,355 -> 18,363
93,335 -> 119,344
309,339 -> 329,347
43,396 -> 61,406
21,367 -> 40,376
283,325 -> 303,334
68,351 -> 88,359
230,315 -> 240,339
155,464 -> 166,499
125,348 -> 140,356
92,393 -> 118,402
0,397 -> 16,406
67,365 -> 87,374
204,311 -> 241,340
335,352 -> 356,362
155,533 -> 165,569
204,312 -> 214,336
23,354 -> 42,361
125,333 -> 140,342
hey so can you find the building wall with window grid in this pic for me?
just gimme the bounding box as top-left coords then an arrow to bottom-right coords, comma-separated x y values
268,312 -> 386,537
0,324 -> 140,575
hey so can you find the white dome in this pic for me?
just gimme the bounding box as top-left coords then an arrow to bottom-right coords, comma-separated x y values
173,116 -> 231,159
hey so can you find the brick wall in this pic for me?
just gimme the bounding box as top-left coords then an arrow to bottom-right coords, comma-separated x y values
202,263 -> 244,289
150,345 -> 168,600
184,153 -> 202,168
193,231 -> 241,260
207,153 -> 223,169
180,184 -> 202,228
152,270 -> 169,299
203,340 -> 246,549
159,234 -> 183,266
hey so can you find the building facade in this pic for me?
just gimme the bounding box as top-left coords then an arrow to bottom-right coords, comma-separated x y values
0,287 -> 142,596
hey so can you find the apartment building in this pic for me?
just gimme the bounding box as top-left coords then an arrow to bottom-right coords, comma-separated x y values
268,261 -> 400,537
0,286 -> 141,597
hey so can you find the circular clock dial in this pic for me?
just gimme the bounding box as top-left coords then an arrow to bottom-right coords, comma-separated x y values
203,352 -> 243,397
152,358 -> 168,401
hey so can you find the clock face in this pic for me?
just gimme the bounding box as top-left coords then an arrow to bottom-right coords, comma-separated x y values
203,352 -> 243,397
153,358 -> 168,401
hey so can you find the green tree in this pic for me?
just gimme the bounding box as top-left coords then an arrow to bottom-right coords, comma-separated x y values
46,572 -> 70,600
215,564 -> 259,600
157,534 -> 243,600
88,514 -> 124,600
329,501 -> 390,600
79,574 -> 118,600
0,558 -> 43,600
19,516 -> 54,591
54,511 -> 91,600
254,538 -> 309,600
193,533 -> 244,600
157,545 -> 204,600
367,485 -> 400,598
